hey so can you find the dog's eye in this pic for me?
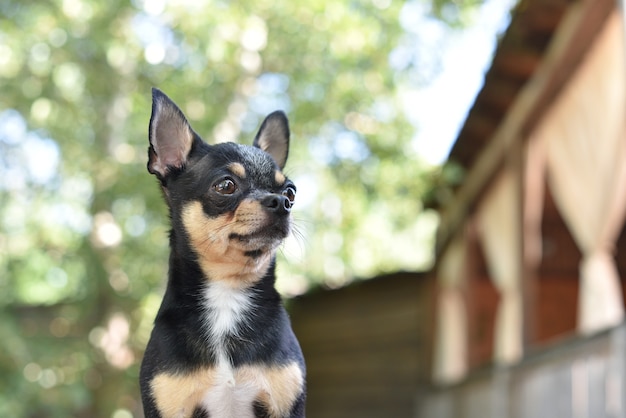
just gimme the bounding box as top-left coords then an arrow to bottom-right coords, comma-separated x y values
282,186 -> 296,203
214,178 -> 237,195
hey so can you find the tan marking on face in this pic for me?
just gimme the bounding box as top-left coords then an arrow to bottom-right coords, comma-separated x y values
182,201 -> 276,286
229,199 -> 266,235
274,170 -> 286,186
227,162 -> 246,179
151,363 -> 304,418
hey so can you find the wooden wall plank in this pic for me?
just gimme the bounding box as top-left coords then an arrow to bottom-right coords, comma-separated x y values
289,272 -> 434,418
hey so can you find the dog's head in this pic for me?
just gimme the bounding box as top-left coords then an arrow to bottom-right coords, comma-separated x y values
147,88 -> 296,286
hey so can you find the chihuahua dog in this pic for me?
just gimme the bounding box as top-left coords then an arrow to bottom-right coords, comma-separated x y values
140,88 -> 305,418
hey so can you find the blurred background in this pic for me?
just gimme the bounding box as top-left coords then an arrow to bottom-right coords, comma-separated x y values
3,0 -> 626,417
0,0 -> 505,415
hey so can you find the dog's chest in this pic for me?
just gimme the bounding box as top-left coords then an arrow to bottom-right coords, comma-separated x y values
149,283 -> 304,417
199,361 -> 258,418
202,281 -> 253,345
150,361 -> 304,418
201,283 -> 258,417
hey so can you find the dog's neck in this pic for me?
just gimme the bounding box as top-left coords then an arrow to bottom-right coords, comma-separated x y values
159,240 -> 282,360
201,280 -> 255,356
167,226 -> 278,287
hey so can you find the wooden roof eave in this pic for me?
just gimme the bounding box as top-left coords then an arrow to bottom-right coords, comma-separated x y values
435,0 -> 616,258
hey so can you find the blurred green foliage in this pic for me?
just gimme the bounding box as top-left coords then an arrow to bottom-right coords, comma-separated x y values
0,0 -> 481,416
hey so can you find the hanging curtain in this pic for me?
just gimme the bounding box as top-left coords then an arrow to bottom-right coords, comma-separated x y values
524,135 -> 547,272
477,169 -> 523,364
535,13 -> 626,334
433,235 -> 468,384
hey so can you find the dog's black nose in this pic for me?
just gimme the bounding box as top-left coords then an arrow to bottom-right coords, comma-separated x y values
261,194 -> 292,215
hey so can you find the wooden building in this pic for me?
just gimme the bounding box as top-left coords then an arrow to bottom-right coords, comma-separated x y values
433,0 -> 626,380
290,272 -> 434,418
290,0 -> 626,416
425,0 -> 626,415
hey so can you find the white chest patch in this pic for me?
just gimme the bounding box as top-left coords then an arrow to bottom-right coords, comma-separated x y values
202,281 -> 254,349
199,283 -> 259,417
200,362 -> 258,418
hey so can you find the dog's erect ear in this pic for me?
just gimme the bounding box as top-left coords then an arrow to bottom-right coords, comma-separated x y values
253,111 -> 290,170
148,88 -> 195,178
